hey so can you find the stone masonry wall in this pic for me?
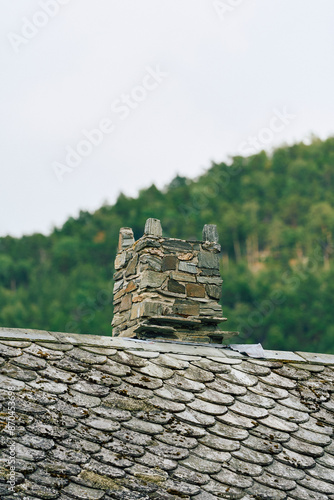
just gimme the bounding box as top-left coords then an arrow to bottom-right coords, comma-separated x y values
112,218 -> 233,343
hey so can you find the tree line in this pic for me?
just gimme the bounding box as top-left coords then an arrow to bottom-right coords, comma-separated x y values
1,137 -> 334,353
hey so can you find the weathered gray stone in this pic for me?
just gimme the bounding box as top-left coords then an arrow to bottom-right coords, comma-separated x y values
136,450 -> 177,471
71,423 -> 112,445
67,389 -> 101,408
52,356 -> 88,373
92,405 -> 131,422
181,454 -> 221,474
308,462 -> 334,482
114,252 -> 126,269
83,458 -> 126,478
197,388 -> 234,406
293,426 -> 331,446
217,409 -> 258,429
61,436 -> 100,454
242,434 -> 282,455
202,224 -> 219,243
15,443 -> 46,461
84,416 -> 120,433
162,239 -> 192,253
28,469 -> 69,489
233,445 -> 273,466
167,373 -> 205,393
64,482 -> 105,500
178,261 -> 197,274
172,465 -> 210,485
50,445 -> 89,464
19,480 -> 59,499
197,276 -> 223,285
165,478 -> 200,497
296,351 -> 334,365
288,484 -> 329,500
15,432 -> 55,451
237,391 -> 275,409
114,381 -> 153,400
139,270 -> 166,289
226,456 -> 263,477
276,448 -> 315,469
118,227 -> 135,251
265,460 -> 306,480
24,343 -> 64,360
213,467 -> 253,489
260,414 -> 299,433
69,348 -> 107,365
40,364 -> 78,384
125,254 -> 138,277
200,433 -> 240,452
12,352 -> 46,370
198,251 -> 220,269
96,358 -> 132,376
123,417 -> 163,435
207,379 -> 247,396
188,398 -> 227,416
155,353 -> 189,369
9,397 -> 46,415
209,421 -> 248,440
250,423 -> 290,443
229,400 -> 269,419
93,447 -> 133,468
137,361 -> 173,379
170,271 -> 196,282
0,343 -> 22,358
139,254 -> 162,272
205,284 -> 222,300
176,408 -> 215,427
71,380 -> 109,397
27,420 -> 69,440
155,384 -> 194,403
248,481 -> 286,499
298,474 -> 334,494
249,381 -> 289,400
144,396 -> 183,416
144,218 -> 163,237
28,378 -> 68,394
0,374 -> 25,391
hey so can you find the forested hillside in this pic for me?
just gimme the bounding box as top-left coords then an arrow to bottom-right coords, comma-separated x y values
1,137 -> 334,353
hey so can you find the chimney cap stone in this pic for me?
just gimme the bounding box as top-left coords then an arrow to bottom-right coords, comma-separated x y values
203,224 -> 219,243
144,218 -> 163,237
118,227 -> 135,252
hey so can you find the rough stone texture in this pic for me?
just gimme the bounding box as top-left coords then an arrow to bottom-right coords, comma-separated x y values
111,219 -> 230,342
144,218 -> 163,237
1,331 -> 334,499
202,224 -> 219,243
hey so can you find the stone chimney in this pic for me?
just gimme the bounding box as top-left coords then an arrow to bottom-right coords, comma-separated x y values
112,218 -> 237,343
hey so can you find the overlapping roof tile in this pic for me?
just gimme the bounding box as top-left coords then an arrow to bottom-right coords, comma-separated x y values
0,327 -> 333,499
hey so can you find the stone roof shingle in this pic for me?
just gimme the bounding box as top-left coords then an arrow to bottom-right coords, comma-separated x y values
0,327 -> 334,499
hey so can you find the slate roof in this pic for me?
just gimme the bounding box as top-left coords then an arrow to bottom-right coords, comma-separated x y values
0,327 -> 334,500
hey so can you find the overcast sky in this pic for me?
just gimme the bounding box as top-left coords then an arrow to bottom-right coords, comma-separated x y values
1,0 -> 334,237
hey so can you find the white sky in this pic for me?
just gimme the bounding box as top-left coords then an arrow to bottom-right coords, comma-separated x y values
1,0 -> 334,237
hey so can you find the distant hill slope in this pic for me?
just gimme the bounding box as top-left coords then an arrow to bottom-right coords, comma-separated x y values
1,137 -> 334,352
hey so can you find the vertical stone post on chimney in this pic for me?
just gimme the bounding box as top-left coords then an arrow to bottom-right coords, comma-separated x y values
112,218 -> 237,343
